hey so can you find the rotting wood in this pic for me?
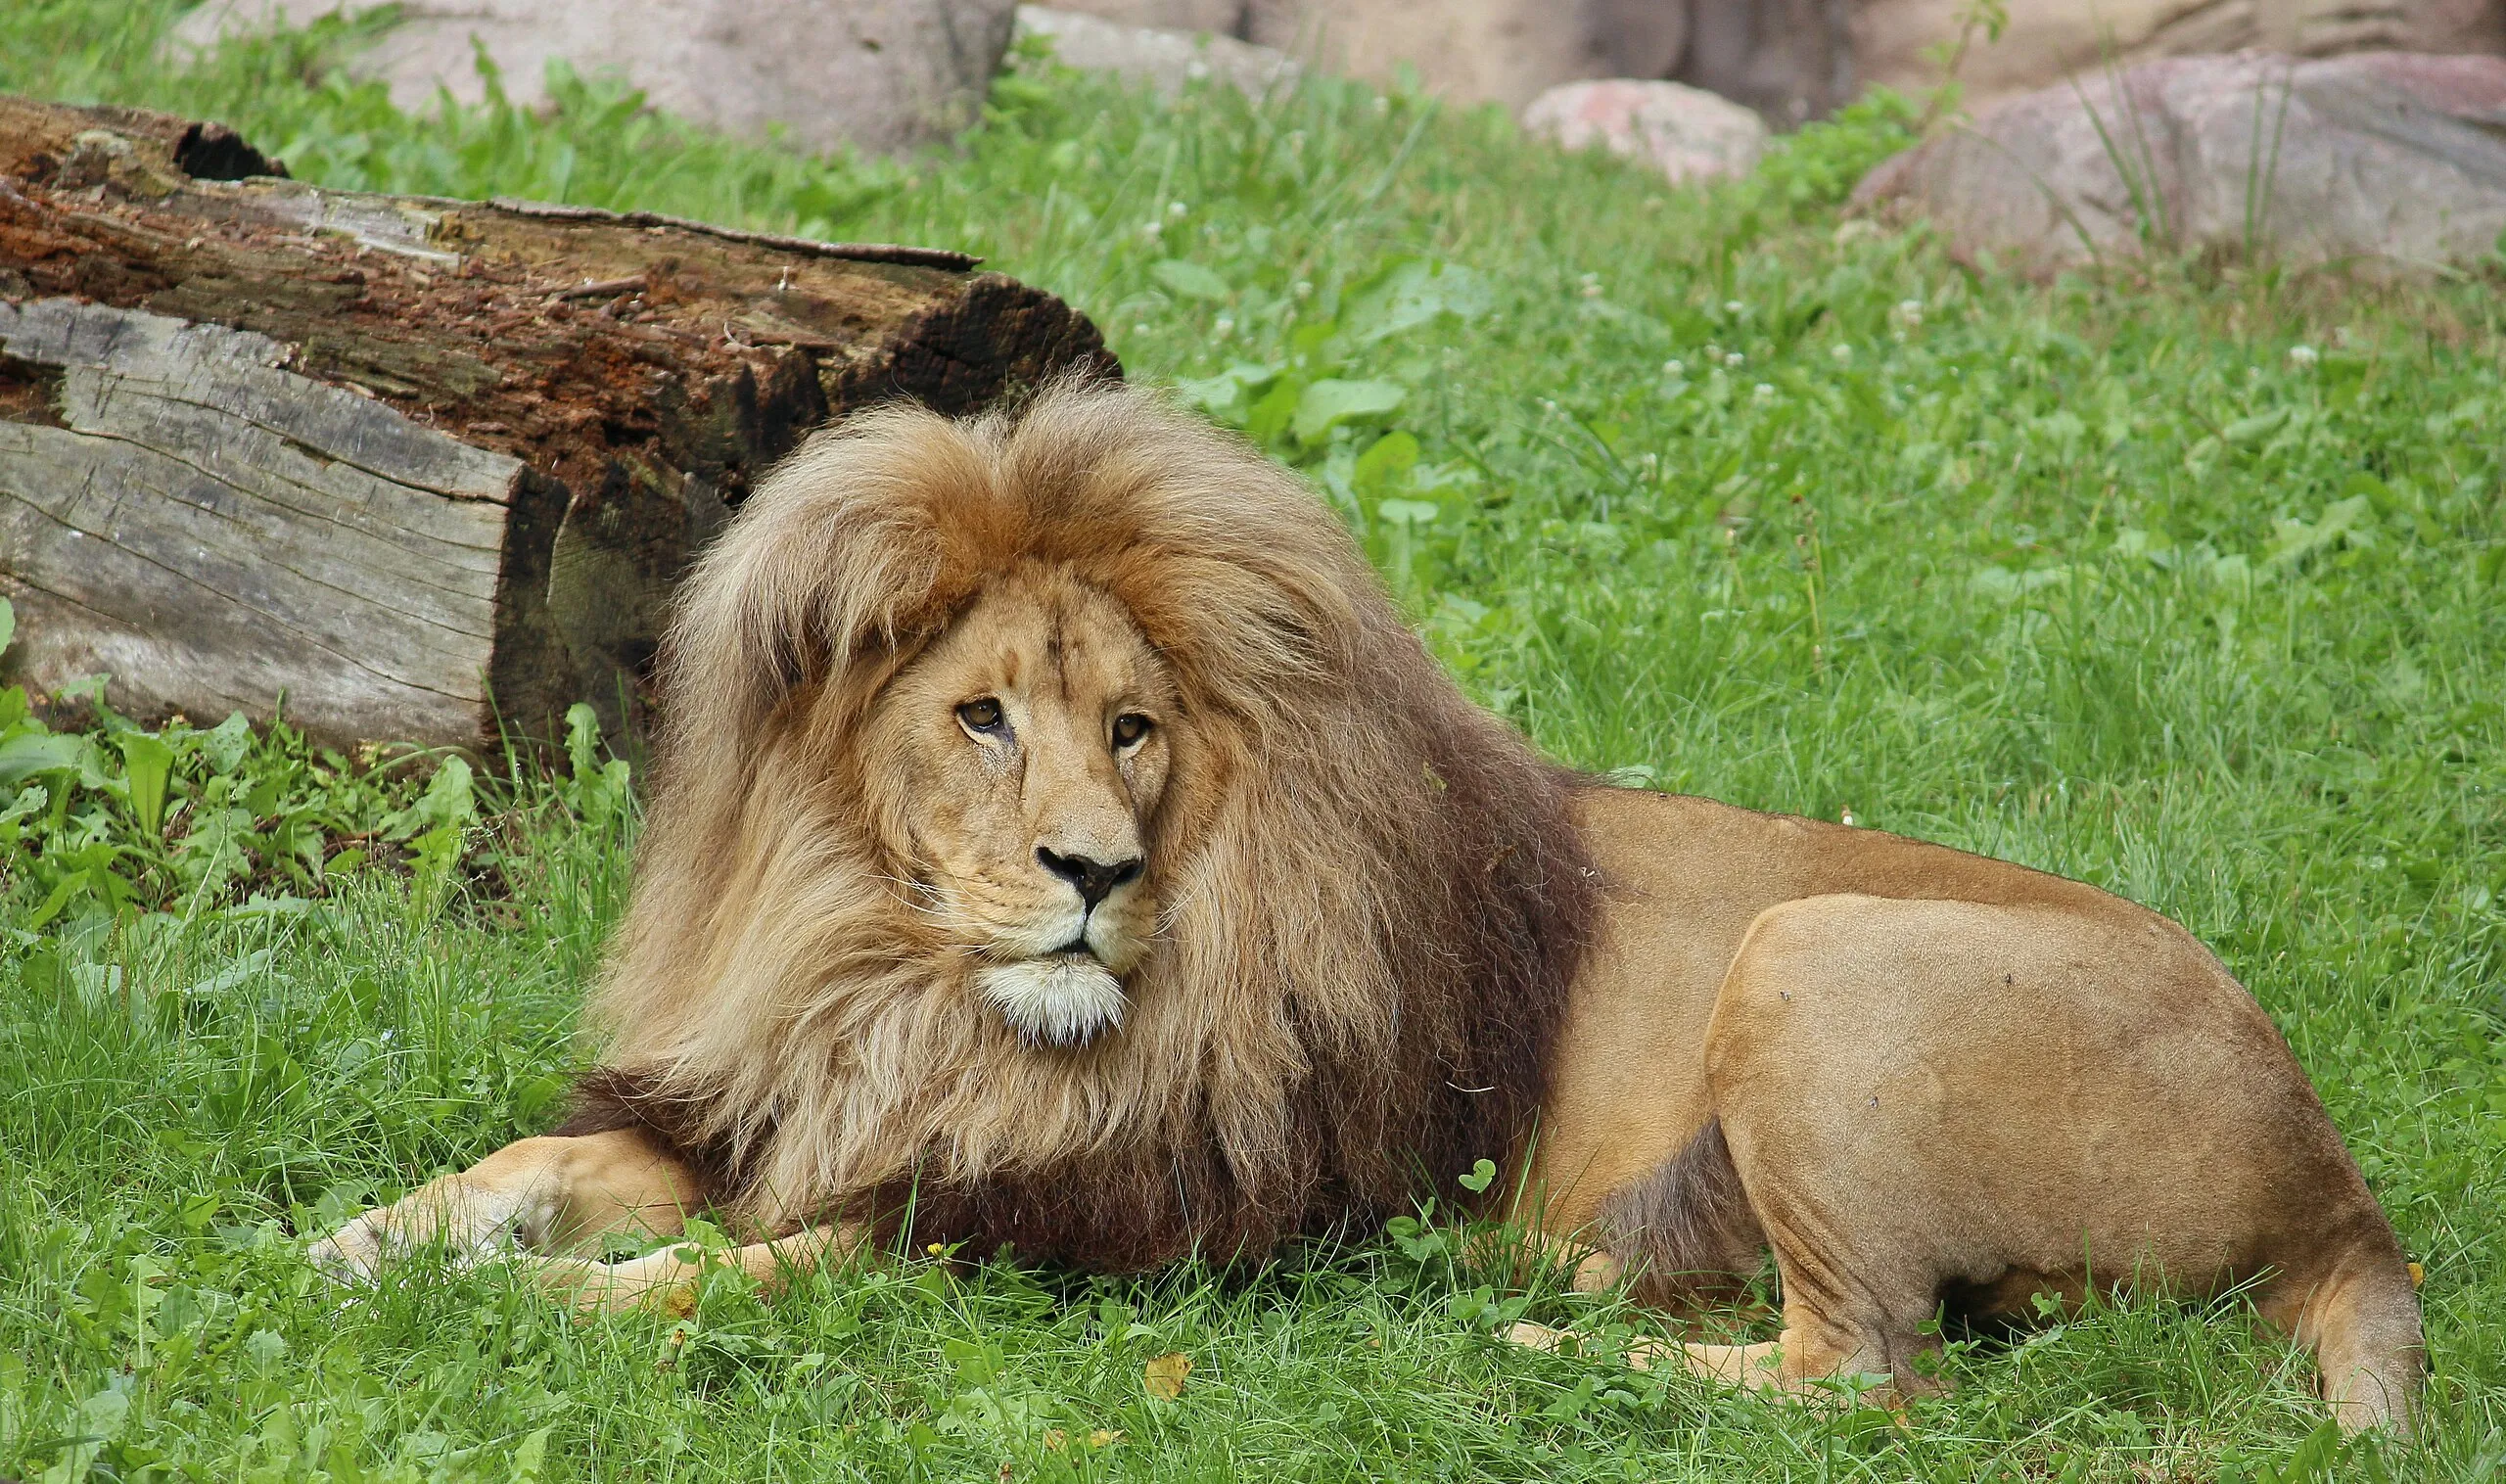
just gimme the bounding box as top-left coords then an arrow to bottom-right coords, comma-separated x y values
0,94 -> 1117,751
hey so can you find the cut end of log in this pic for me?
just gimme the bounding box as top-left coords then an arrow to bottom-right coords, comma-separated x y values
0,95 -> 1118,754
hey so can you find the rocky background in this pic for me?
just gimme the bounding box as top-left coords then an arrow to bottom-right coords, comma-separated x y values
169,0 -> 2506,271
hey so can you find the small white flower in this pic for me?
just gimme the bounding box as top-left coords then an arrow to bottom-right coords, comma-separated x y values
1214,316 -> 1234,336
1540,397 -> 1559,414
1372,93 -> 1391,114
1725,351 -> 1745,369
1723,299 -> 1745,315
1831,344 -> 1853,361
1578,273 -> 1602,299
1167,200 -> 1188,219
2288,343 -> 2319,369
1839,809 -> 1858,826
1894,298 -> 1925,328
1133,322 -> 1151,335
1703,342 -> 1722,360
1291,279 -> 1313,300
1141,219 -> 1164,238
1753,382 -> 1775,401
1662,358 -> 1685,377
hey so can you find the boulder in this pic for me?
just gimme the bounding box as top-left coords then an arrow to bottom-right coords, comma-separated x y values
1679,0 -> 1856,128
1522,78 -> 1768,184
1853,0 -> 2506,111
1052,0 -> 1815,117
1853,52 -> 2506,272
1016,6 -> 1299,96
1241,0 -> 1689,112
1045,0 -> 1248,29
169,0 -> 1019,156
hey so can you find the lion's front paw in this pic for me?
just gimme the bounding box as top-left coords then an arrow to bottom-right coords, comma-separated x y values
306,1180 -> 537,1284
307,1209 -> 393,1283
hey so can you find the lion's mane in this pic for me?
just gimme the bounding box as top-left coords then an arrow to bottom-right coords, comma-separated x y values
572,379 -> 1600,1269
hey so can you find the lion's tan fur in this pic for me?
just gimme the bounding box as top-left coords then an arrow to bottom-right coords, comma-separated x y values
315,383 -> 2419,1434
585,379 -> 1593,1244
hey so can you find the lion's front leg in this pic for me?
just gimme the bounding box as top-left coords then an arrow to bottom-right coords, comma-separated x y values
522,1222 -> 867,1316
309,1128 -> 698,1281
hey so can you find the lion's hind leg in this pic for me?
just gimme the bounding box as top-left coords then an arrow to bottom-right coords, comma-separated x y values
1506,1315 -> 1927,1406
2255,1242 -> 2426,1435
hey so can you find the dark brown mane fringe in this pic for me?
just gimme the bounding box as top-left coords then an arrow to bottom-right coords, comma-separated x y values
886,749 -> 1600,1271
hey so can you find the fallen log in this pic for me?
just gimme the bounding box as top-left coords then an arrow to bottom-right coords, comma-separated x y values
0,94 -> 1116,750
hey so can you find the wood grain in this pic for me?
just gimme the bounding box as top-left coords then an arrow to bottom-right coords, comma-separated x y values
0,94 -> 1116,749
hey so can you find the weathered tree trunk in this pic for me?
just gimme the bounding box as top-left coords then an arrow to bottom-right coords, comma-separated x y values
0,95 -> 1115,750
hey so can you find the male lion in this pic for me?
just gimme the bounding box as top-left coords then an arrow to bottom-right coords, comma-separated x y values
314,381 -> 2422,1431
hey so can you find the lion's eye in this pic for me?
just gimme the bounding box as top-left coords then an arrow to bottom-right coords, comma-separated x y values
1111,713 -> 1153,749
957,698 -> 1004,734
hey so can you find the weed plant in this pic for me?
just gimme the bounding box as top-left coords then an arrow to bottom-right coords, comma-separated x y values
2,6 -> 2503,1480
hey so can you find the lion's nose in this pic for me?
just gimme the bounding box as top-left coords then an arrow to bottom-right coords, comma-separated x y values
1036,846 -> 1143,908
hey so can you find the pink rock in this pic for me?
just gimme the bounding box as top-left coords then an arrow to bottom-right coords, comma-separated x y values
1522,78 -> 1769,185
1853,0 -> 2506,116
1854,51 -> 2506,272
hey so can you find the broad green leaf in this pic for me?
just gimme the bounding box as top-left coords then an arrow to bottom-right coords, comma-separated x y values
2223,407 -> 2289,445
1340,258 -> 1491,345
0,730 -> 83,787
380,755 -> 477,841
26,869 -> 83,929
0,783 -> 45,827
1376,497 -> 1441,527
184,949 -> 276,1003
119,732 -> 175,837
512,1426 -> 553,1484
1244,377 -> 1302,445
1970,565 -> 2069,600
1150,257 -> 1230,301
0,596 -> 15,660
1173,372 -> 1245,420
202,714 -> 253,775
1292,379 -> 1406,443
1353,430 -> 1420,496
2265,494 -> 2374,568
404,820 -> 465,916
566,701 -> 604,777
1174,361 -> 1282,425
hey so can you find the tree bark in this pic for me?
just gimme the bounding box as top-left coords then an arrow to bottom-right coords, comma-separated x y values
0,94 -> 1116,750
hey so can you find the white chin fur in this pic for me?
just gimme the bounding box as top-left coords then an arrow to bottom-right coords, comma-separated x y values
978,958 -> 1128,1046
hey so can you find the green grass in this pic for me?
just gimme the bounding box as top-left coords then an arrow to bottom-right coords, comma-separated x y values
5,6 -> 2506,1479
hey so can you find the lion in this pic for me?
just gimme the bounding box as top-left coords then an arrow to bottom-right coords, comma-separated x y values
312,380 -> 2423,1432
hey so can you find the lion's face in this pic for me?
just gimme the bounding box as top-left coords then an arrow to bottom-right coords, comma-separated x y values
859,570 -> 1179,1047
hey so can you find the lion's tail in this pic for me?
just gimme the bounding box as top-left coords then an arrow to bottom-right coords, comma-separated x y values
1596,1116 -> 1768,1310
